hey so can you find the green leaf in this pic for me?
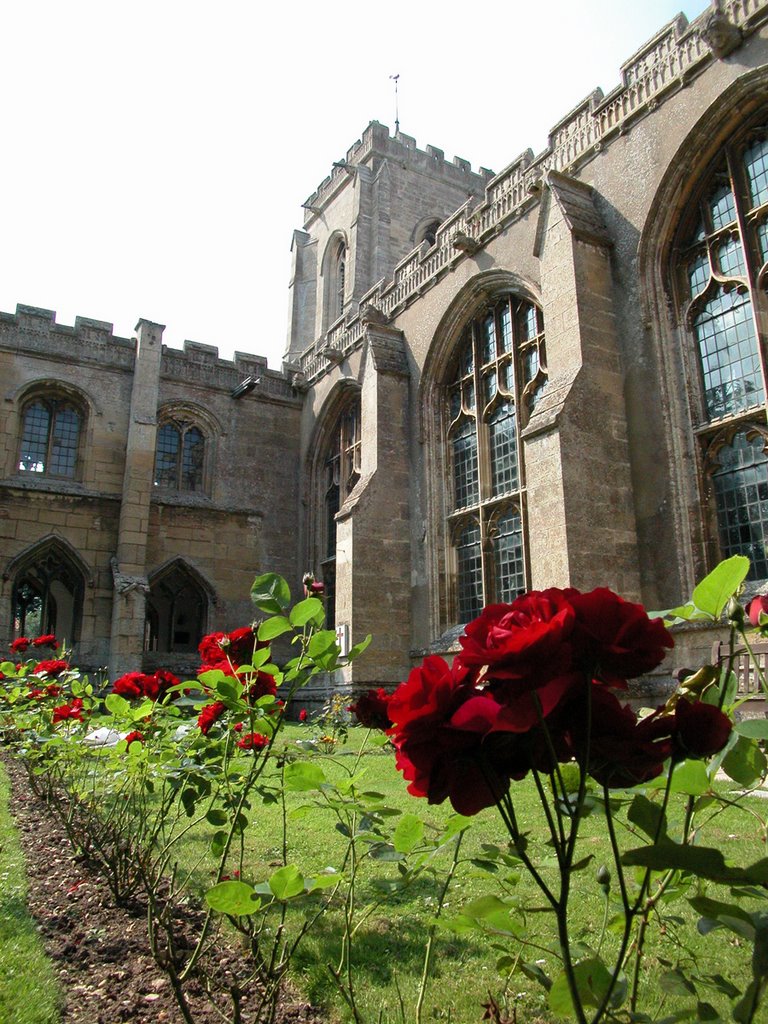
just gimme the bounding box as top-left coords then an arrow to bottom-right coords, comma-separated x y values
210,830 -> 228,858
691,556 -> 750,619
722,734 -> 767,786
622,843 -> 768,886
307,630 -> 339,661
205,880 -> 262,916
393,813 -> 424,854
251,573 -> 292,615
257,616 -> 292,642
269,865 -> 305,900
628,793 -> 668,841
660,969 -> 697,997
735,719 -> 768,740
305,873 -> 339,892
289,597 -> 324,627
647,759 -> 710,796
347,634 -> 373,660
518,961 -> 551,991
368,842 -> 404,862
548,957 -> 613,1015
206,808 -> 228,827
105,693 -> 131,717
283,761 -> 326,791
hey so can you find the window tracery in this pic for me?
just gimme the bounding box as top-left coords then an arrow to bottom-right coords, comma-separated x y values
11,544 -> 84,642
445,295 -> 546,620
18,393 -> 83,478
154,418 -> 206,493
676,125 -> 768,578
320,397 -> 361,628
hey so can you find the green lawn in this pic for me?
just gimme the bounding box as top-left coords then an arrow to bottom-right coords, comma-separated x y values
171,726 -> 768,1023
0,761 -> 61,1024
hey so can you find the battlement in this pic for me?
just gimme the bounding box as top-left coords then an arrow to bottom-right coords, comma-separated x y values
302,121 -> 495,225
0,304 -> 297,401
298,0 -> 768,382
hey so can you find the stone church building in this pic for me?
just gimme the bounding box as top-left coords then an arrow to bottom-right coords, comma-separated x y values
3,1 -> 768,697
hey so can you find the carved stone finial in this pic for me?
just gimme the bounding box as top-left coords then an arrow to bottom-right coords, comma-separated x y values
290,371 -> 308,393
452,231 -> 480,255
321,345 -> 345,366
700,11 -> 742,59
360,302 -> 387,326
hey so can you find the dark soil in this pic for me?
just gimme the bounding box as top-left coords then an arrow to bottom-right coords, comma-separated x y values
4,756 -> 326,1024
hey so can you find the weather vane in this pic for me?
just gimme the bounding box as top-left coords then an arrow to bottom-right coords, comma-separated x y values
390,74 -> 400,135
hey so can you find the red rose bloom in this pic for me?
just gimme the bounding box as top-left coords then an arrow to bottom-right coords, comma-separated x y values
458,590 -> 576,685
235,731 -> 269,751
198,701 -> 226,735
298,708 -> 308,722
747,594 -> 768,628
672,699 -> 732,760
350,688 -> 394,730
32,634 -> 58,649
567,588 -> 674,682
198,658 -> 239,682
112,672 -> 150,699
27,688 -> 45,700
53,698 -> 84,723
565,686 -> 674,788
388,656 -> 509,815
247,671 -> 277,703
10,637 -> 31,654
34,660 -> 69,678
152,669 -> 181,696
124,730 -> 145,747
226,626 -> 258,666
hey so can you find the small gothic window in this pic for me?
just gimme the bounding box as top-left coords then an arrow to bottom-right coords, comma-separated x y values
321,398 -> 361,628
154,420 -> 206,492
446,295 -> 546,620
11,546 -> 84,642
676,123 -> 768,578
336,245 -> 346,319
18,395 -> 83,478
144,563 -> 208,653
419,219 -> 441,247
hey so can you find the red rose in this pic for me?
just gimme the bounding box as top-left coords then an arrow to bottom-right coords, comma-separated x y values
458,591 -> 576,685
198,632 -> 228,664
236,731 -> 269,751
226,626 -> 258,666
198,701 -> 226,735
27,688 -> 45,700
124,730 -> 145,747
112,672 -> 149,699
672,699 -> 732,760
34,659 -> 69,678
10,637 -> 30,654
566,686 -> 674,788
198,658 -> 239,682
152,669 -> 181,696
747,595 -> 768,628
388,657 -> 508,815
247,671 -> 277,703
567,589 -> 674,682
298,708 -> 308,722
349,688 -> 394,730
32,634 -> 57,649
53,698 -> 84,723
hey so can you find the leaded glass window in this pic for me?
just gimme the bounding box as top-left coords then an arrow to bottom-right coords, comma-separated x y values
322,398 -> 361,628
154,420 -> 206,492
446,295 -> 546,618
18,396 -> 82,478
677,125 -> 768,579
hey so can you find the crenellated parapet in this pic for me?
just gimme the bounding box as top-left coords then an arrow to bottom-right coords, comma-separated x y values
0,304 -> 135,370
301,120 -> 494,226
0,303 -> 297,402
299,0 -> 768,384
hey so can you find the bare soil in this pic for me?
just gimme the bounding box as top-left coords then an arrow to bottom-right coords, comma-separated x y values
4,756 -> 325,1024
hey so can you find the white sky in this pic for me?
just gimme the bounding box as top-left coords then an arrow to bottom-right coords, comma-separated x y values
2,0 -> 710,368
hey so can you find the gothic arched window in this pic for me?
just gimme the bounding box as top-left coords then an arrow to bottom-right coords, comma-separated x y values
18,393 -> 83,478
11,544 -> 85,643
676,124 -> 768,578
320,397 -> 361,628
144,561 -> 209,653
154,419 -> 206,492
446,295 -> 546,621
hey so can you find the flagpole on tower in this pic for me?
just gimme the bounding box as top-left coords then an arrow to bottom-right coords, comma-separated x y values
390,74 -> 400,135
